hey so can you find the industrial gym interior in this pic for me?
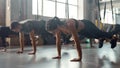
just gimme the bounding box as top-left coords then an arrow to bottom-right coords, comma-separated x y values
0,0 -> 120,68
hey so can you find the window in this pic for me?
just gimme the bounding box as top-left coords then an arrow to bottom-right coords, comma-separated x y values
101,9 -> 115,24
69,5 -> 77,19
32,0 -> 78,19
57,0 -> 66,3
68,0 -> 77,5
57,3 -> 65,18
32,0 -> 42,15
43,0 -> 55,17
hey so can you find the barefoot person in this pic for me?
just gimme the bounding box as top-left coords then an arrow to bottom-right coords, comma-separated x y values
46,17 -> 120,62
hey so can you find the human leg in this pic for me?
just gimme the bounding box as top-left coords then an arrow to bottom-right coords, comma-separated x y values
1,37 -> 7,52
28,30 -> 36,55
17,32 -> 24,53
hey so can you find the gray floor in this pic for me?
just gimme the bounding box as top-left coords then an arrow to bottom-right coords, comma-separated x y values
0,43 -> 120,68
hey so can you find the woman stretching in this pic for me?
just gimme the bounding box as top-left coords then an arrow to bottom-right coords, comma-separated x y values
46,17 -> 120,62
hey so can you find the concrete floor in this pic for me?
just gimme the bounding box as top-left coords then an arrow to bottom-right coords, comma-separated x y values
0,43 -> 120,68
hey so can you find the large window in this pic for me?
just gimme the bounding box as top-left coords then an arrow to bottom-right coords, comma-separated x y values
57,3 -> 65,18
69,5 -> 78,19
68,0 -> 77,5
43,0 -> 55,17
32,0 -> 42,15
101,9 -> 115,24
57,0 -> 66,3
32,0 -> 78,19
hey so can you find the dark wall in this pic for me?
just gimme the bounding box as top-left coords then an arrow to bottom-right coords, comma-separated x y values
0,0 -> 6,26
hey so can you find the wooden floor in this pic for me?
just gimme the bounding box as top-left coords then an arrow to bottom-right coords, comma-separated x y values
0,43 -> 120,68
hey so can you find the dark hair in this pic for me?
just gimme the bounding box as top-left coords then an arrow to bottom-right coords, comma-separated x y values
46,17 -> 64,31
11,21 -> 20,29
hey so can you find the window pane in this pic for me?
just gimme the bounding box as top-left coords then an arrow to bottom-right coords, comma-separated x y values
32,0 -> 42,15
32,0 -> 37,15
48,0 -> 55,1
101,9 -> 114,24
68,0 -> 77,5
43,0 -> 55,17
57,3 -> 65,18
69,5 -> 77,19
57,0 -> 66,3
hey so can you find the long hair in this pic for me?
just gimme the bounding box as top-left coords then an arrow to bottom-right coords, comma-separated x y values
46,17 -> 64,31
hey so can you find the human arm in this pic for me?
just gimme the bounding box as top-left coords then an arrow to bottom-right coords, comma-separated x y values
17,32 -> 24,53
67,19 -> 82,61
52,30 -> 61,59
28,30 -> 36,55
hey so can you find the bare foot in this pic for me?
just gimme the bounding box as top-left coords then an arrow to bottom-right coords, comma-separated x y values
70,58 -> 81,62
28,51 -> 36,55
52,56 -> 61,59
17,50 -> 23,54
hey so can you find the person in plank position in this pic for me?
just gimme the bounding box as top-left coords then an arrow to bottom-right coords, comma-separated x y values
11,20 -> 55,54
45,17 -> 120,62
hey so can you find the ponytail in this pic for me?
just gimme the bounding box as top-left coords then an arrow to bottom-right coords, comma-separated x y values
46,17 -> 63,31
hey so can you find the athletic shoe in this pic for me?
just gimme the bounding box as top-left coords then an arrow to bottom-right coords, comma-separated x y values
110,37 -> 117,48
99,38 -> 105,48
